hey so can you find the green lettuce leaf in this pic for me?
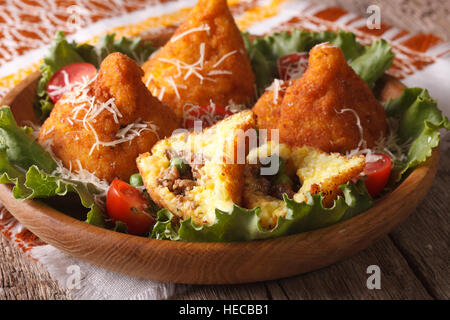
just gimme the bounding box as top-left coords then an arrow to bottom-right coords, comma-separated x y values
349,39 -> 394,88
36,31 -> 156,118
152,181 -> 372,242
0,106 -> 106,227
383,88 -> 450,180
243,29 -> 393,94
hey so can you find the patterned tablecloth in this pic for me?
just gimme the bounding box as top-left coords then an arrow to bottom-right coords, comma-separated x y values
0,0 -> 449,299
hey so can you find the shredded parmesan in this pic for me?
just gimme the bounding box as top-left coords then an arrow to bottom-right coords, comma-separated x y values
207,70 -> 232,76
182,99 -> 242,129
157,86 -> 166,101
47,70 -> 94,102
340,111 -> 410,165
212,50 -> 237,68
337,108 -> 365,149
225,100 -> 246,113
170,24 -> 211,43
166,76 -> 180,99
39,139 -> 109,207
265,79 -> 284,104
89,119 -> 159,155
157,43 -> 215,84
145,74 -> 153,87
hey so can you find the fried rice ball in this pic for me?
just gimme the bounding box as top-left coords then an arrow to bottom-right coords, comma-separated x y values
137,110 -> 256,226
38,52 -> 180,182
254,43 -> 388,153
244,142 -> 365,229
142,0 -> 255,119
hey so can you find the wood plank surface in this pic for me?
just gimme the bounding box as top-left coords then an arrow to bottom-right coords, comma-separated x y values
0,0 -> 449,300
388,136 -> 450,299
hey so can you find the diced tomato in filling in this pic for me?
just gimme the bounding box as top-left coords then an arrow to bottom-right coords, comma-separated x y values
277,52 -> 309,81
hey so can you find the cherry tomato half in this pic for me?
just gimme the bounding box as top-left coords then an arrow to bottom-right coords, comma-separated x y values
277,52 -> 309,81
184,104 -> 234,130
363,153 -> 392,198
106,179 -> 155,235
47,62 -> 97,103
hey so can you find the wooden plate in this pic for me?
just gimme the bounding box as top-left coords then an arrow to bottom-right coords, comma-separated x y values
0,71 -> 440,284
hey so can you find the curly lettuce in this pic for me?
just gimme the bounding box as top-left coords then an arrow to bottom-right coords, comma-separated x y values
243,29 -> 394,94
0,106 -> 105,227
36,31 -> 156,119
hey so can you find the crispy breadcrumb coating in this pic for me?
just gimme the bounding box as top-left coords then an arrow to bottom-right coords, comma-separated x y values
244,142 -> 365,229
38,52 -> 180,182
142,0 -> 255,119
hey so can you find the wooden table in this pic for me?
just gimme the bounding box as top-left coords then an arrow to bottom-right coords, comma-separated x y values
1,0 -> 449,300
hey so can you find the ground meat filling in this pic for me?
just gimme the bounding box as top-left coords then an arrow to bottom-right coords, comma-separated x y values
157,152 -> 204,196
253,165 -> 299,200
270,183 -> 296,200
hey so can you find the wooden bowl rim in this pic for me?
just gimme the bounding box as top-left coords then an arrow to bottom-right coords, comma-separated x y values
0,70 -> 441,284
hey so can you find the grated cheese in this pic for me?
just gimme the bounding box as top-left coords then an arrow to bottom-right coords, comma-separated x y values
207,70 -> 232,76
182,99 -> 242,129
47,70 -> 94,102
157,86 -> 166,101
165,76 -> 180,99
58,73 -> 159,156
169,24 -> 211,43
337,108 -> 366,149
39,139 -> 109,207
145,74 -> 154,87
340,111 -> 410,164
89,119 -> 159,155
154,45 -> 236,89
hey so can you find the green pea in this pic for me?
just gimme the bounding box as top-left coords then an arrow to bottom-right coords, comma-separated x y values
129,173 -> 143,187
170,158 -> 190,175
273,173 -> 293,186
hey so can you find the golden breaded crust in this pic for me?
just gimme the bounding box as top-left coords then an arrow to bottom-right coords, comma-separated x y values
291,146 -> 365,207
142,0 -> 255,119
38,52 -> 180,182
243,142 -> 365,229
254,44 -> 387,153
252,80 -> 291,136
137,110 -> 256,226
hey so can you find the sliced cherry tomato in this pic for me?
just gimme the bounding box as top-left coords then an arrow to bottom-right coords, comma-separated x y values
184,104 -> 234,130
277,52 -> 309,81
106,179 -> 155,235
47,62 -> 97,103
363,153 -> 392,197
